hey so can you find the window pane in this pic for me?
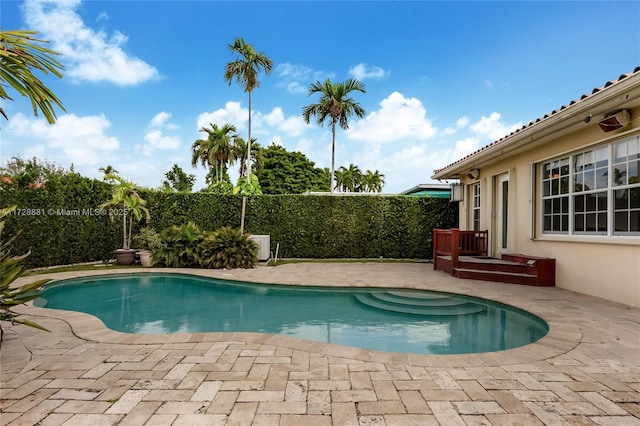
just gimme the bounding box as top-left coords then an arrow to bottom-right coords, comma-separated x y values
562,214 -> 569,231
544,199 -> 552,214
551,179 -> 559,195
615,189 -> 628,210
631,188 -> 640,209
574,174 -> 584,192
561,197 -> 568,214
595,146 -> 608,168
575,194 -> 584,212
629,160 -> 639,184
584,170 -> 594,191
597,213 -> 607,231
586,213 -> 596,232
595,168 -> 608,189
575,214 -> 584,232
543,180 -> 550,197
543,215 -> 551,231
614,140 -> 628,163
631,211 -> 640,232
615,211 -> 628,232
553,197 -> 560,213
630,137 -> 640,160
597,192 -> 607,211
553,215 -> 560,231
543,163 -> 551,178
560,176 -> 569,194
586,193 -> 597,211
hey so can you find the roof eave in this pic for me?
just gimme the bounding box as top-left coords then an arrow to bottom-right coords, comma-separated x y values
432,71 -> 640,180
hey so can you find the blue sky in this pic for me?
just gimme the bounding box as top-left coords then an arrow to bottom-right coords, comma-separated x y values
2,0 -> 639,193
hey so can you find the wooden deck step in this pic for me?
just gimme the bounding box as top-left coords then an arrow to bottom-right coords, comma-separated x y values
453,268 -> 550,286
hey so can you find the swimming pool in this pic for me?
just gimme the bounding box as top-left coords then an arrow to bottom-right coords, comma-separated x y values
34,273 -> 548,355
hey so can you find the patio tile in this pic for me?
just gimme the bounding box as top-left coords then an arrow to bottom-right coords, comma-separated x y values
2,263 -> 639,425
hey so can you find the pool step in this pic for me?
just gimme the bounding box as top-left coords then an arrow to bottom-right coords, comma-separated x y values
355,292 -> 486,316
371,291 -> 472,307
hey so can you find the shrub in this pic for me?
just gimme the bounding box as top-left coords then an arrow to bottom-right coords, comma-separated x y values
0,206 -> 49,344
201,226 -> 258,269
133,227 -> 164,252
153,222 -> 205,268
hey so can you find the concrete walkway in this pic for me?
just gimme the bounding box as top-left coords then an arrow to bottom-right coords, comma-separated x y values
1,263 -> 639,425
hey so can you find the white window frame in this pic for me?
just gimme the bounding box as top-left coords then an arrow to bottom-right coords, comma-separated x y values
538,134 -> 640,238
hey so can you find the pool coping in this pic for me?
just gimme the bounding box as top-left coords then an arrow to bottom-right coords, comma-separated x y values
16,265 -> 583,368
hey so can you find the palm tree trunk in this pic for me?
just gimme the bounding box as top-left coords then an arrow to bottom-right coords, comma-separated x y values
122,202 -> 128,249
330,123 -> 336,194
246,90 -> 252,180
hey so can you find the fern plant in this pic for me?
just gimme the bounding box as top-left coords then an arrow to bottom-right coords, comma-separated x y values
201,226 -> 258,269
153,221 -> 205,267
1,206 -> 49,345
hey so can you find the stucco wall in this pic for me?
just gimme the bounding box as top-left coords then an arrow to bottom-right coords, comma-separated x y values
458,107 -> 640,307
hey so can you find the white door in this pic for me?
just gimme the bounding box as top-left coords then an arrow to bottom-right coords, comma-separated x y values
496,173 -> 510,253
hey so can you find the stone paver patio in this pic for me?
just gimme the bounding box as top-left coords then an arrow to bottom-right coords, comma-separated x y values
1,262 -> 639,425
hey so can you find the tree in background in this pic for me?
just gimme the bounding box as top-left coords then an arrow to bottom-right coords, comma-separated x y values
0,29 -> 65,124
302,79 -> 366,194
0,156 -> 66,189
224,37 -> 272,180
99,165 -> 119,180
334,164 -> 385,193
191,123 -> 238,183
255,144 -> 330,194
162,164 -> 195,193
361,169 -> 385,193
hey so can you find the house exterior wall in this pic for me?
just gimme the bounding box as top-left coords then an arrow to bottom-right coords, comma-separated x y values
457,106 -> 640,307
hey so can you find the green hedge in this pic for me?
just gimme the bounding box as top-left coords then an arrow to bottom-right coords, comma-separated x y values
2,179 -> 457,267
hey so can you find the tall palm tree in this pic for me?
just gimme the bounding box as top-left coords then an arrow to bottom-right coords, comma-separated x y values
232,136 -> 259,179
302,79 -> 366,194
363,169 -> 385,193
224,37 -> 273,180
98,165 -> 118,180
191,123 -> 238,182
336,164 -> 362,192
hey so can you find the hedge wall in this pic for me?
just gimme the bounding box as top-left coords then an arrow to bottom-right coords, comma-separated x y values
2,179 -> 457,267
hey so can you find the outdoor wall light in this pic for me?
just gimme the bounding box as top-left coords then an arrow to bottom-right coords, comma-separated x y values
450,183 -> 464,202
597,109 -> 631,132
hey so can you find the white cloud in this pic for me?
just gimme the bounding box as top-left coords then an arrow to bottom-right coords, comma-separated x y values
348,63 -> 389,80
258,107 -> 307,137
138,112 -> 181,156
347,92 -> 437,143
197,102 -> 247,131
456,116 -> 470,128
149,112 -> 178,130
6,112 -> 119,166
275,62 -> 335,94
139,131 -> 180,156
469,112 -> 522,141
22,0 -> 158,86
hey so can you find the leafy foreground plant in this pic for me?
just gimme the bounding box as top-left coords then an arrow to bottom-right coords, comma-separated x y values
153,222 -> 205,268
201,226 -> 258,269
0,206 -> 49,345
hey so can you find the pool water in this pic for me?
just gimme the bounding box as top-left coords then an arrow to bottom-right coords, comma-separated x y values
34,273 -> 548,355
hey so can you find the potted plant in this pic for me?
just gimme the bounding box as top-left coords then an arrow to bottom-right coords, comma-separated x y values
99,174 -> 150,265
133,227 -> 164,267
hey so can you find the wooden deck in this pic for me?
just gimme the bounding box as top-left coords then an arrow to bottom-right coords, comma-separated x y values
433,229 -> 555,286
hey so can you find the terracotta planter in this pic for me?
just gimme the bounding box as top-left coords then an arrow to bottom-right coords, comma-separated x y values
115,249 -> 136,265
139,250 -> 153,267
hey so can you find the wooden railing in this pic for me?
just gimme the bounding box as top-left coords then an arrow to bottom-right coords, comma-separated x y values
433,228 -> 488,271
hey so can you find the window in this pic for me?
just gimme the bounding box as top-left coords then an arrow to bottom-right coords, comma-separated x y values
471,183 -> 480,230
613,137 -> 640,233
541,157 -> 569,233
540,134 -> 640,236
